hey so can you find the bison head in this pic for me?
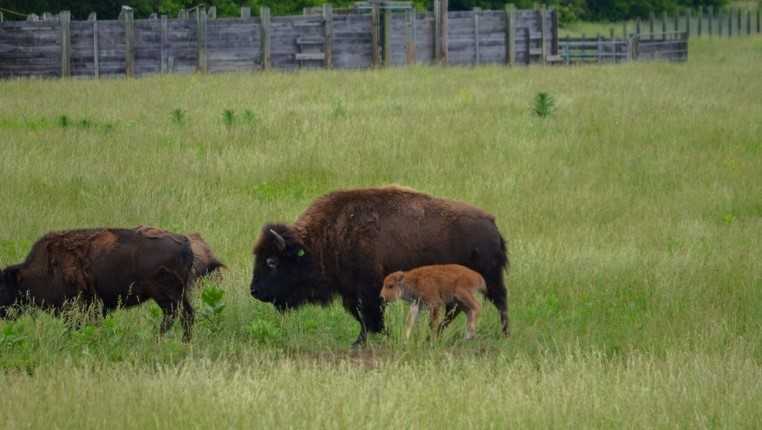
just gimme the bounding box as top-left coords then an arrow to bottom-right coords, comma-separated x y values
188,233 -> 226,280
0,266 -> 20,318
380,271 -> 405,303
250,224 -> 327,311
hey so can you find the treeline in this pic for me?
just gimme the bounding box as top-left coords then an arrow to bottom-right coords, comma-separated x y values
0,0 -> 731,21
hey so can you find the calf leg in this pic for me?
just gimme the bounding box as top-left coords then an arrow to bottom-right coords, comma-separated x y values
459,293 -> 482,340
404,301 -> 420,339
428,305 -> 442,340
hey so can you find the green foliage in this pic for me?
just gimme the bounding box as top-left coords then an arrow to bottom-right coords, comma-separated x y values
533,92 -> 555,118
200,286 -> 226,322
222,109 -> 235,128
0,323 -> 27,349
171,108 -> 185,125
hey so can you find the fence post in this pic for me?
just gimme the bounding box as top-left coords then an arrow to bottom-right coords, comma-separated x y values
406,8 -> 416,65
505,4 -> 515,66
383,4 -> 392,66
649,11 -> 655,38
241,7 -> 251,18
323,4 -> 333,69
727,8 -> 732,36
473,7 -> 480,66
120,8 -> 135,77
718,8 -> 724,36
685,9 -> 691,36
260,7 -> 271,70
89,12 -> 99,78
160,15 -> 168,73
747,10 -> 752,35
623,21 -> 628,38
208,6 -> 216,19
439,0 -> 448,64
708,6 -> 713,37
635,18 -> 641,37
60,11 -> 71,78
597,34 -> 602,63
0,12 -> 4,22
697,6 -> 703,36
661,11 -> 667,35
196,7 -> 208,73
757,7 -> 761,34
371,1 -> 380,67
552,8 -> 559,56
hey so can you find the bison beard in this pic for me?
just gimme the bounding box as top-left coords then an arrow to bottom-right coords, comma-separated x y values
250,186 -> 510,346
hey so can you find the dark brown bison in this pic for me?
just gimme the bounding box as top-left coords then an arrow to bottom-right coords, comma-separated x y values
0,227 -> 196,341
250,186 -> 510,346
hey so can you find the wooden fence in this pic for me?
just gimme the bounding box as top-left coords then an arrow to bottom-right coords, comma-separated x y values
0,1 -> 560,79
559,31 -> 688,64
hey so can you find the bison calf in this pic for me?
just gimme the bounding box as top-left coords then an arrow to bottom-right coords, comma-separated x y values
380,264 -> 486,340
0,228 -> 196,341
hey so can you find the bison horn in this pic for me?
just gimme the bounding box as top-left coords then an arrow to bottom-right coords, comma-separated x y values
269,229 -> 287,251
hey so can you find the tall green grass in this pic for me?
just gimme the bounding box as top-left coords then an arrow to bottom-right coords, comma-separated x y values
1,37 -> 761,428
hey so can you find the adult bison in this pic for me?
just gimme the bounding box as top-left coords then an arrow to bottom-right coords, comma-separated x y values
0,227 -> 196,341
250,186 -> 510,346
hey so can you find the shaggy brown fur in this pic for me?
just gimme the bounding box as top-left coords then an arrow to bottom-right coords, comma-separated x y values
381,265 -> 486,340
0,228 -> 195,341
251,185 -> 510,346
134,226 -> 225,283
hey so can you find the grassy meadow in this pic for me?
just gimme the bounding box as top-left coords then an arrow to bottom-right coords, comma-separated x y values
1,37 -> 761,428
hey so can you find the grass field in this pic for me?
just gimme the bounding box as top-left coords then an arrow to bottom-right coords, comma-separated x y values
1,37 -> 761,428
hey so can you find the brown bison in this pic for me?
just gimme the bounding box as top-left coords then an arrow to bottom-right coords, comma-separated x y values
380,264 -> 487,340
0,227 -> 196,341
250,186 -> 510,346
187,233 -> 226,281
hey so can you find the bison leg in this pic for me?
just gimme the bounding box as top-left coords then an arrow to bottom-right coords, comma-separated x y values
436,302 -> 463,335
344,294 -> 385,348
180,294 -> 194,342
157,300 -> 179,335
484,280 -> 510,337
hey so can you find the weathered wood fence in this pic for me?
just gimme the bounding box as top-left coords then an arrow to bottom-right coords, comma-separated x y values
559,31 -> 688,64
0,1 -> 560,79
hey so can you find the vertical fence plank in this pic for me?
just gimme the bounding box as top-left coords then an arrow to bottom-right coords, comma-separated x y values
383,6 -> 392,66
208,6 -> 216,19
120,9 -> 135,77
160,15 -> 168,73
433,0 -> 440,62
673,10 -> 679,32
60,11 -> 71,78
708,6 -> 713,37
718,8 -> 724,36
661,11 -> 667,34
635,18 -> 641,37
260,7 -> 271,70
473,7 -> 480,66
649,11 -> 655,38
697,6 -> 703,36
197,7 -> 208,73
371,2 -> 380,67
736,8 -> 743,36
505,4 -> 515,66
89,12 -> 99,78
539,6 -> 547,64
747,10 -> 752,35
552,8 -> 559,56
323,4 -> 333,68
623,21 -> 628,38
686,9 -> 691,36
757,7 -> 761,34
727,8 -> 733,36
241,7 -> 251,18
0,12 -> 4,22
439,0 -> 448,64
405,8 -> 416,65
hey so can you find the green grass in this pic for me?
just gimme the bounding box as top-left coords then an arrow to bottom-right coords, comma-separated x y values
1,37 -> 761,428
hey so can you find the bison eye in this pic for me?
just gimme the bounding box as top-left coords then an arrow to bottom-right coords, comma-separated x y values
266,257 -> 278,269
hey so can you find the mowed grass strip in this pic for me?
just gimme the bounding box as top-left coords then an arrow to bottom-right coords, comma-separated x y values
0,37 -> 761,427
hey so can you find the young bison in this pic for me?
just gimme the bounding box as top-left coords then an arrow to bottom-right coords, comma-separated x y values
380,264 -> 486,340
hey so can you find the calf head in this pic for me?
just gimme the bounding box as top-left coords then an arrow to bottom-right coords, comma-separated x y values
0,266 -> 21,317
250,224 -> 324,311
380,271 -> 405,303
